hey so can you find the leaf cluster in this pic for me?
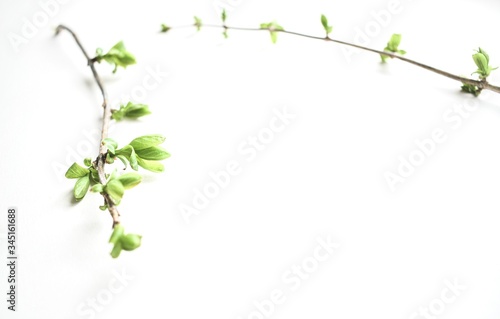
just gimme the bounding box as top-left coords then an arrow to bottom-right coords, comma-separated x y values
109,225 -> 142,258
111,102 -> 151,121
472,48 -> 497,79
260,21 -> 284,44
95,41 -> 136,73
104,134 -> 170,173
381,34 -> 406,63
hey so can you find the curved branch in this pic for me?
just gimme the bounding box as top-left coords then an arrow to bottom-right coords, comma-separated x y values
55,25 -> 120,228
180,23 -> 500,94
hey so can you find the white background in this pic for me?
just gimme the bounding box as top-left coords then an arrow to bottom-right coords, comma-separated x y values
1,0 -> 500,318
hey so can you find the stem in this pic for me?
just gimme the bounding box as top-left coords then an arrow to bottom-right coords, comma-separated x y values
55,25 -> 120,228
173,23 -> 500,94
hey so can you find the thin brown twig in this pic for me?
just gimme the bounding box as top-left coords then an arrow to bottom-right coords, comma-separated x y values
55,25 -> 120,228
174,23 -> 500,94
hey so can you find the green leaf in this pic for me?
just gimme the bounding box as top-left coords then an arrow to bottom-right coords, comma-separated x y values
129,151 -> 139,171
160,24 -> 171,33
135,146 -> 171,161
110,242 -> 122,258
124,105 -> 151,119
106,153 -> 115,164
260,21 -> 284,44
103,138 -> 118,154
478,47 -> 490,64
65,163 -> 89,179
99,205 -> 108,211
95,41 -> 136,74
380,34 -> 405,63
91,183 -> 104,193
129,134 -> 166,150
473,52 -> 488,75
137,157 -> 165,173
83,158 -> 92,167
321,14 -> 333,35
111,102 -> 151,121
74,174 -> 90,201
109,224 -> 124,244
121,234 -> 142,251
89,168 -> 100,183
471,48 -> 497,79
115,145 -> 139,170
387,34 -> 402,51
270,32 -> 278,44
117,172 -> 142,190
194,16 -> 202,31
461,83 -> 481,97
105,179 -> 125,205
221,9 -> 227,23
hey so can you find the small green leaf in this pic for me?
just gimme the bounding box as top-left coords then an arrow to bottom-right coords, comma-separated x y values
105,179 -> 125,205
117,172 -> 142,190
478,47 -> 490,64
110,242 -> 122,258
260,21 -> 284,44
74,174 -> 90,201
321,14 -> 333,35
109,224 -> 124,244
95,41 -> 136,74
381,34 -> 405,63
221,9 -> 227,23
115,145 -> 139,170
103,138 -> 118,154
387,34 -> 402,51
473,52 -> 488,74
83,158 -> 92,167
270,32 -> 278,44
194,16 -> 202,31
135,146 -> 171,161
124,105 -> 151,119
129,151 -> 139,171
461,83 -> 481,97
137,157 -> 165,173
129,134 -> 166,150
65,163 -> 89,179
160,24 -> 171,33
99,205 -> 108,211
89,168 -> 100,183
91,183 -> 104,193
111,102 -> 151,121
121,234 -> 142,251
106,153 -> 115,164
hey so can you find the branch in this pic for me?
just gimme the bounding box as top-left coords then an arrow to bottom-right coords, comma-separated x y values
55,25 -> 120,228
165,23 -> 500,94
